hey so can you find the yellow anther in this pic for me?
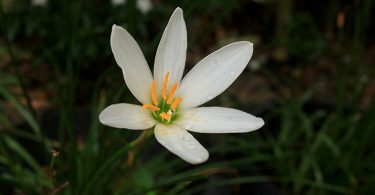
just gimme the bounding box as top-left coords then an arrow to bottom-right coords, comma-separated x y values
160,112 -> 171,122
162,72 -> 169,100
167,83 -> 178,104
142,104 -> 160,112
151,80 -> 158,106
170,97 -> 182,111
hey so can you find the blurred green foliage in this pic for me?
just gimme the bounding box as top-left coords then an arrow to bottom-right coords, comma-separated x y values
0,0 -> 374,194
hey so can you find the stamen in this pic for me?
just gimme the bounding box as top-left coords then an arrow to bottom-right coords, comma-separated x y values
160,112 -> 171,122
142,104 -> 160,112
162,72 -> 169,100
151,80 -> 158,106
167,83 -> 178,104
170,97 -> 182,111
144,72 -> 181,124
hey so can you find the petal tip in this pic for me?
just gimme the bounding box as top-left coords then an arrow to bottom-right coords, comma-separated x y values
239,41 -> 253,49
98,108 -> 108,125
256,117 -> 265,129
239,41 -> 254,59
188,151 -> 209,165
172,7 -> 183,18
247,41 -> 254,48
111,24 -> 123,32
98,113 -> 104,124
175,7 -> 183,13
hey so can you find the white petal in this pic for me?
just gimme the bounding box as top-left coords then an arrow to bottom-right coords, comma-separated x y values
154,124 -> 209,164
111,25 -> 154,104
154,7 -> 187,91
177,42 -> 253,109
136,0 -> 152,14
176,107 -> 264,133
99,103 -> 156,130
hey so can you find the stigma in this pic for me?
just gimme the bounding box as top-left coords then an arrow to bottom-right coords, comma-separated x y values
142,72 -> 182,123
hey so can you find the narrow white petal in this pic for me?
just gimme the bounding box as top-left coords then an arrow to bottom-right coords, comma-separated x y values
99,103 -> 156,130
111,25 -> 153,104
177,42 -> 253,109
176,107 -> 264,133
154,7 -> 187,91
154,124 -> 209,164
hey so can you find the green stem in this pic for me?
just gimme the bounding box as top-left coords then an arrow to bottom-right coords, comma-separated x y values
82,129 -> 153,195
59,0 -> 84,192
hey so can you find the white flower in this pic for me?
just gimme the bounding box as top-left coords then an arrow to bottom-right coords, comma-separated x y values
136,0 -> 152,14
99,7 -> 264,164
111,0 -> 126,6
31,0 -> 47,6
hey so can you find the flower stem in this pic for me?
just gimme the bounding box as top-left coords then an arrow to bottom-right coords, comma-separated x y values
83,129 -> 153,195
127,129 -> 153,166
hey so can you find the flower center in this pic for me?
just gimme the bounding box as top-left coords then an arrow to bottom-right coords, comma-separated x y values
142,72 -> 182,124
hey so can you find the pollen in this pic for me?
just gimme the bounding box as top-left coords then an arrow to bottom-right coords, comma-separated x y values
142,104 -> 160,112
160,112 -> 171,122
162,72 -> 169,100
151,80 -> 158,106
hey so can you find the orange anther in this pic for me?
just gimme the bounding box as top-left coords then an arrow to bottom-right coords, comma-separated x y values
162,72 -> 169,100
151,80 -> 158,106
142,104 -> 160,112
160,112 -> 171,122
167,83 -> 178,104
170,97 -> 182,111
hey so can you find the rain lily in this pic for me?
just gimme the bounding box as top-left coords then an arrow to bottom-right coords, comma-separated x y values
99,7 -> 264,164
